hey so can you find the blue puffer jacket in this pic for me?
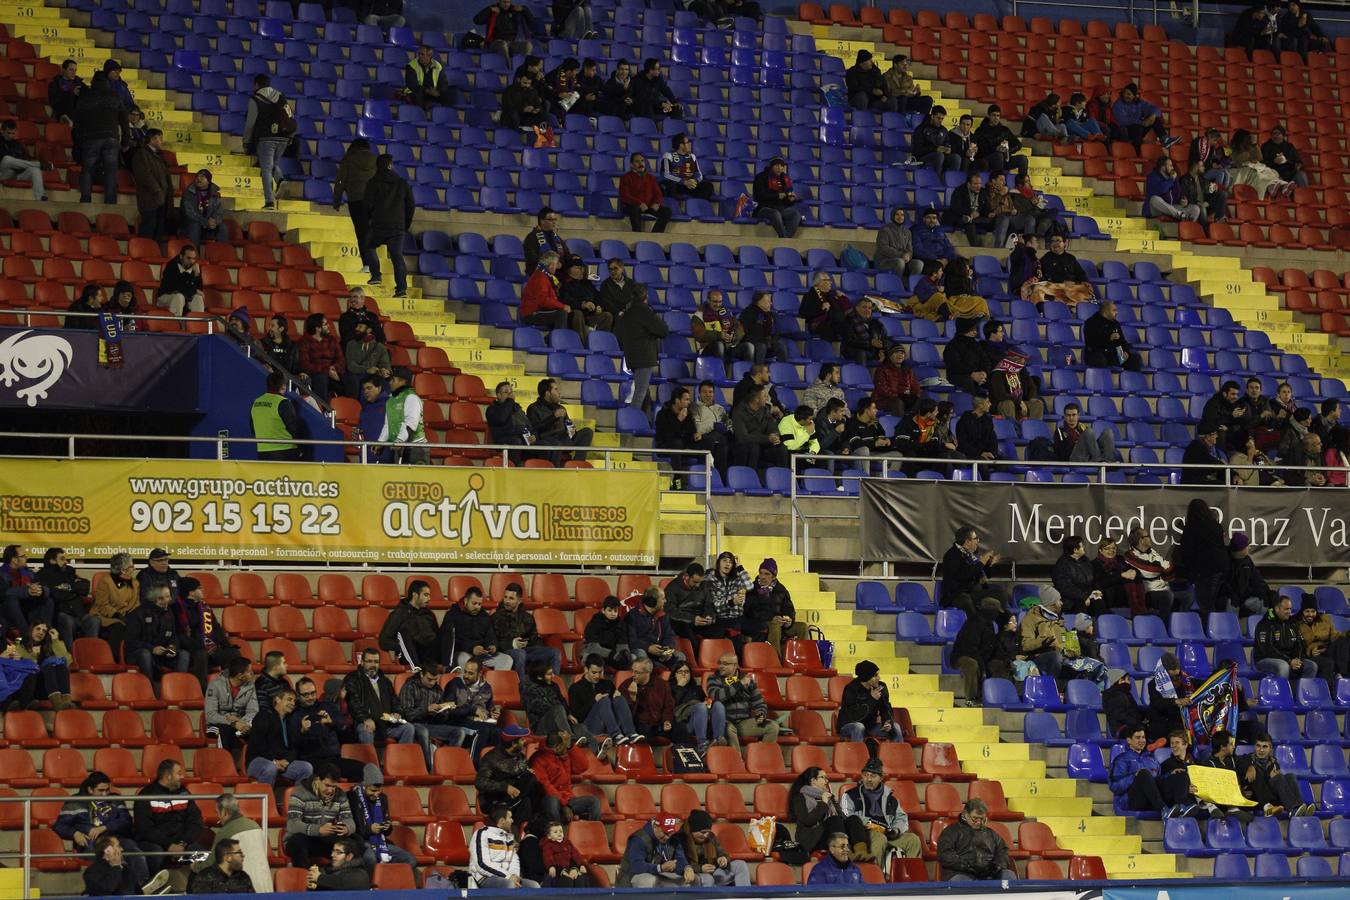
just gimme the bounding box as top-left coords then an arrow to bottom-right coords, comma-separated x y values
807,857 -> 865,886
1108,747 -> 1160,797
910,221 -> 954,262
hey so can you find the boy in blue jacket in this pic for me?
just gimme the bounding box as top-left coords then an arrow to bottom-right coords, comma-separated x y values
1109,726 -> 1196,817
807,833 -> 866,886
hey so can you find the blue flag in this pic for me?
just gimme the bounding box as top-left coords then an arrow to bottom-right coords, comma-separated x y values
1152,658 -> 1177,700
0,657 -> 38,706
1183,663 -> 1240,746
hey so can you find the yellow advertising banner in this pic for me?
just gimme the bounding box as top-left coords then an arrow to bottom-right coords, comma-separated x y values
0,459 -> 660,566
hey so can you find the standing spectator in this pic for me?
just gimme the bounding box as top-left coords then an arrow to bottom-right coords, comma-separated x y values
1111,83 -> 1179,154
245,688 -> 315,789
297,313 -> 344,402
1261,125 -> 1307,188
242,75 -> 293,211
598,258 -> 643,318
494,582 -> 562,676
91,553 -> 137,662
134,760 -> 207,873
618,153 -> 671,234
155,243 -> 204,318
1083,300 -> 1140,371
845,49 -> 892,111
1236,733 -> 1314,817
1176,498 -> 1230,615
365,154 -> 413,298
378,580 -> 440,670
1227,535 -> 1275,615
527,377 -> 592,464
837,659 -> 904,743
661,134 -> 714,200
204,657 -> 256,753
552,0 -> 595,38
1255,594 -> 1318,682
251,372 -> 304,462
124,585 -> 190,683
912,106 -> 959,174
283,767 -> 355,868
751,157 -> 802,238
1110,726 -> 1194,817
1278,0 -> 1329,60
706,652 -> 778,748
614,285 -> 669,410
129,129 -> 172,240
333,140 -> 377,274
404,45 -> 453,113
617,816 -> 695,887
1231,1 -> 1280,58
973,105 -> 1029,176
621,657 -> 677,742
632,59 -> 683,120
952,597 -> 1011,704
180,169 -> 226,246
343,321 -> 391,398
875,206 -> 922,275
57,772 -> 152,891
47,60 -> 85,124
379,367 -> 428,465
474,0 -> 536,60
1145,157 -> 1201,221
1053,403 -> 1117,464
176,577 -> 236,690
75,72 -> 126,204
343,647 -> 418,747
881,55 -> 932,117
0,120 -> 46,202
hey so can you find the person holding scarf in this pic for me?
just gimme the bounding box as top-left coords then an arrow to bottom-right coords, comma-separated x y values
180,169 -> 226,246
982,320 -> 1045,421
1007,233 -> 1041,297
109,280 -> 141,332
800,272 -> 852,342
751,157 -> 802,238
521,250 -> 585,335
348,771 -> 419,869
895,398 -> 959,475
660,134 -> 714,200
176,577 -> 237,691
692,288 -> 752,366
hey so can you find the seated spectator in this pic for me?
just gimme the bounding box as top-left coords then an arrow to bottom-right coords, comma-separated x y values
57,771 -> 151,890
802,363 -> 844,414
485,380 -> 532,451
670,659 -> 722,750
179,169 -> 227,246
742,558 -> 806,649
656,387 -> 728,481
494,581 -> 562,676
187,839 -> 253,894
894,397 -> 960,468
470,805 -> 538,889
260,315 -> 298,373
707,651 -> 779,749
1103,668 -> 1150,739
568,57 -> 603,117
291,677 -> 371,783
245,688 -> 315,789
972,105 -> 1029,176
693,381 -> 733,459
598,258 -> 643,318
569,653 -> 640,744
632,59 -> 683,120
521,250 -> 579,334
1180,162 -> 1227,228
738,290 -> 787,365
342,320 -> 390,398
0,119 -> 47,201
982,320 -> 1044,421
1278,0 -> 1329,60
621,657 -> 677,742
1230,128 -> 1295,199
1299,603 -> 1349,684
626,587 -> 683,670
618,152 -> 671,233
205,657 -> 256,753
807,833 -> 865,885
839,297 -> 885,365
875,206 -> 922,275
1083,300 -> 1140,370
85,836 -> 142,896
523,207 -> 568,272
544,58 -> 581,113
525,719 -> 608,824
538,819 -> 592,888
789,769 -> 864,855
842,395 -> 896,460
1025,233 -> 1093,309
681,809 -> 749,886
837,659 -> 903,743
1230,2 -> 1280,58
253,650 -> 291,710
1124,528 -> 1180,619
936,799 -> 1016,881
952,597 -> 1012,704
1255,594 -> 1318,682
661,134 -> 714,200
881,54 -> 932,117
692,289 -> 753,365
1110,83 -> 1179,154
155,243 -> 204,318
955,396 -> 999,461
500,70 -> 547,130
1261,125 -> 1307,188
1278,406 -> 1313,461
1237,733 -> 1315,817
398,663 -> 469,766
1053,402 -> 1118,463
1053,537 -> 1105,617
1144,157 -> 1201,222
841,758 -> 923,863
912,105 -> 959,174
134,760 -> 207,873
88,553 -> 134,662
1061,92 -> 1104,140
579,596 -> 632,670
1227,429 -> 1282,487
445,586 -> 512,670
1189,127 -> 1233,190
552,0 -> 595,39
64,283 -> 105,330
751,157 -> 802,238
942,172 -> 995,247
911,207 -> 955,265
305,837 -> 369,891
800,272 -> 851,342
845,49 -> 892,111
297,312 -> 344,401
1311,397 -> 1341,444
617,816 -> 695,887
527,377 -> 592,464
343,648 -> 418,747
1200,380 -> 1246,436
47,59 -> 85,125
559,261 -> 614,335
601,59 -> 635,119
109,280 -> 142,332
1181,424 -> 1226,485
474,0 -> 536,60
733,363 -> 786,418
942,316 -> 989,397
944,112 -> 982,173
1011,175 -> 1060,237
440,660 -> 502,756
1019,586 -> 1105,684
1022,93 -> 1068,141
731,384 -> 789,472
873,344 -> 920,416
125,585 -> 190,683
614,285 -> 668,409
404,45 -> 453,112
1110,726 -> 1196,817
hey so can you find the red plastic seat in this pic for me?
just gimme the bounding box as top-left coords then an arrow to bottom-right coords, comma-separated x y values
659,783 -> 701,819
831,741 -> 872,778
267,606 -> 310,639
316,573 -> 357,606
432,747 -> 478,784
922,742 -> 975,781
102,708 -> 151,746
615,783 -> 658,818
261,637 -> 310,673
27,829 -> 78,871
5,711 -> 56,748
427,785 -> 476,822
111,672 -> 166,709
273,869 -> 309,892
755,862 -> 796,886
615,743 -> 672,783
312,606 -> 360,640
423,819 -> 470,864
228,571 -> 273,606
54,709 -> 103,748
1069,856 -> 1107,880
91,747 -> 140,786
705,782 -> 753,821
385,744 -> 438,785
160,672 -> 204,708
741,641 -> 791,675
372,863 -> 415,889
573,576 -> 612,607
713,822 -> 760,861
193,747 -> 244,785
152,709 -> 207,748
745,742 -> 794,781
1026,860 -> 1062,879
705,746 -> 755,783
304,637 -> 353,673
924,782 -> 964,818
569,819 -> 620,863
273,573 -> 320,608
359,574 -> 400,608
222,606 -> 268,640
790,744 -> 839,779
42,748 -> 89,786
785,674 -> 833,709
530,572 -> 575,609
969,779 -> 1024,821
782,639 -> 833,676
752,782 -> 789,820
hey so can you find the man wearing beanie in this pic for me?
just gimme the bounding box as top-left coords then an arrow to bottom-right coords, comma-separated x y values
681,810 -> 750,885
741,559 -> 807,650
838,661 -> 904,743
176,576 -> 237,690
380,366 -> 428,465
845,49 -> 894,112
840,758 -> 922,865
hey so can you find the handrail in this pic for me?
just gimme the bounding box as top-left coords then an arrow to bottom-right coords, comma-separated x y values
4,790 -> 269,898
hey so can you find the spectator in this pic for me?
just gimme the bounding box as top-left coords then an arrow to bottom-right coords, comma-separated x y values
242,75 -> 293,210
982,320 -> 1044,421
1093,538 -> 1139,613
90,553 -> 137,662
732,363 -> 786,417
911,207 -> 955,265
1237,733 -> 1315,817
155,243 -> 204,318
788,768 -> 862,854
621,657 -> 677,742
531,729 -> 602,822
175,576 -> 237,690
253,650 -> 291,710
486,380 -> 534,451
1019,586 -> 1105,683
33,547 -> 94,648
63,283 -> 105,331
626,587 -> 683,669
912,105 -> 959,174
807,832 -> 866,885
1011,175 -> 1060,237
742,558 -> 805,649
982,170 -> 1034,248
874,206 -> 922,275
538,819 -> 591,887
85,835 -> 142,896
204,657 -> 256,753
839,298 -> 886,365
1278,0 -> 1329,60
558,260 -> 614,336
110,280 -> 142,332
445,586 -> 512,670
246,371 -> 303,462
306,836 -> 369,891
1144,157 -> 1201,222
751,157 -> 802,238
952,596 -> 1011,704
365,154 -> 413,298
1230,2 -> 1280,58
357,377 -> 390,462
1110,726 -> 1195,817
1110,83 -> 1179,154
283,766 -> 356,868
731,384 -> 789,473
527,377 -> 592,464
363,0 -> 406,28
841,757 -> 923,863
598,257 -> 643,318
10,621 -> 69,710
297,313 -> 344,401
342,320 -> 391,398
691,289 -> 752,366
179,169 -> 226,246
1176,498 -> 1231,615
1311,397 -> 1341,444
894,397 -> 960,469
134,760 -> 207,872
802,364 -> 844,414
1181,424 -> 1226,486
1261,125 -> 1307,188
404,45 -> 453,113
474,0 -> 536,59
245,688 -> 314,789
261,315 -> 298,373
56,771 -> 152,891
333,140 -> 377,274
579,596 -> 632,670
738,289 -> 786,364
706,652 -> 778,748
440,660 -> 502,757
1230,128 -> 1295,199
495,582 -> 562,675
343,647 -> 418,747
973,105 -> 1029,176
937,798 -> 1015,881
955,396 -> 999,462
1201,380 -> 1246,435
1278,405 -> 1313,461
378,580 -> 440,670
693,380 -> 732,445
569,653 -> 641,744
1325,426 -> 1350,487
74,71 -> 126,204
614,285 -> 668,410
1023,92 -> 1068,141
522,208 -> 568,274
1255,594 -> 1318,682
521,251 -> 578,334
124,585 -> 190,683
1189,127 -> 1233,188
379,367 -> 429,465
632,59 -> 683,121
1053,403 -> 1118,464
845,49 -> 892,111
837,659 -> 903,743
1149,655 -> 1194,740
500,69 -> 547,130
617,153 -> 672,234
398,663 -> 467,766
127,127 -> 174,241
1031,233 -> 1094,308
1227,430 -> 1282,487
0,120 -> 46,202
1124,526 -> 1186,619
661,134 -> 714,200
601,59 -> 635,119
469,804 -> 536,889
1299,603 -> 1349,683
664,562 -> 715,651
942,172 -> 995,247
187,839 -> 253,894
1103,668 -> 1149,739
618,816 -> 695,887
1083,84 -> 1116,137
881,54 -> 932,117
943,316 -> 989,396
47,59 -> 85,124
939,257 -> 992,320
841,395 -> 896,460
947,112 -> 981,173
136,547 -> 181,604
669,659 -> 722,750
1053,537 -> 1104,617
680,809 -> 748,886
872,344 -> 921,416
1083,300 -> 1141,370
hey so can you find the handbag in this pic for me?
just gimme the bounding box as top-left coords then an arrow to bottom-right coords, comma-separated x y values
671,746 -> 707,774
808,625 -> 834,670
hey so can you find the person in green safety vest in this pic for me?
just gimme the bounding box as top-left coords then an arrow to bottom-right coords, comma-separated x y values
380,367 -> 429,465
250,372 -> 303,462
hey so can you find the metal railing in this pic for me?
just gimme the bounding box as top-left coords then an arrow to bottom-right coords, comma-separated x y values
9,790 -> 268,898
787,451 -> 1345,571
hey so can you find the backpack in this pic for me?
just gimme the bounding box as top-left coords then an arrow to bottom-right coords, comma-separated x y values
254,91 -> 297,141
840,246 -> 868,271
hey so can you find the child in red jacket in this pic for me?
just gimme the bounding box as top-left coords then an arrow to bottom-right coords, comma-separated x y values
540,821 -> 591,887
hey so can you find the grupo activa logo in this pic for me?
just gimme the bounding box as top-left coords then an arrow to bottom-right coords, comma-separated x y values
0,329 -> 75,407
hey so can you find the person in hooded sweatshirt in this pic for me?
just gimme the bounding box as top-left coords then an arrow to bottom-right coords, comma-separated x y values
875,207 -> 922,275
845,49 -> 893,111
365,154 -> 415,298
242,74 -> 291,210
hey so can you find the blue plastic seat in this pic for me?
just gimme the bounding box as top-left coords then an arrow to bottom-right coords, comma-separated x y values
1163,817 -> 1214,856
896,612 -> 940,645
1296,856 -> 1333,877
1064,709 -> 1107,745
1257,676 -> 1296,710
1253,853 -> 1291,878
934,608 -> 965,642
1064,680 -> 1103,711
1066,742 -> 1108,782
982,678 -> 1030,711
726,466 -> 770,497
1246,817 -> 1292,854
1023,675 -> 1066,711
1212,854 -> 1251,878
1205,817 -> 1252,854
1323,778 -> 1350,815
856,582 -> 898,612
895,583 -> 932,612
1297,678 -> 1335,710
1024,711 -> 1069,746
1289,815 -> 1333,853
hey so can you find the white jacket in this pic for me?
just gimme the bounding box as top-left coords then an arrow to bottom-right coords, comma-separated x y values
469,825 -> 520,886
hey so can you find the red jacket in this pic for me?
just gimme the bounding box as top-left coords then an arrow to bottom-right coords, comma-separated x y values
298,332 -> 344,376
541,837 -> 585,869
619,171 -> 663,208
620,674 -> 674,728
530,746 -> 589,802
521,269 -> 565,319
873,361 -> 921,406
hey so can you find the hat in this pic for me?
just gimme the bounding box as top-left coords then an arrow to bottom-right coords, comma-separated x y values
856,49 -> 873,63
854,660 -> 880,681
978,596 -> 1005,614
1198,423 -> 1219,437
759,558 -> 778,576
1106,668 -> 1128,685
502,724 -> 531,740
862,757 -> 885,775
196,168 -> 213,181
228,306 -> 251,329
687,810 -> 713,831
363,768 -> 384,786
1229,533 -> 1251,552
148,548 -> 169,560
768,156 -> 786,167
1038,585 -> 1061,606
655,815 -> 682,835
179,577 -> 201,595
390,366 -> 413,383
955,316 -> 982,334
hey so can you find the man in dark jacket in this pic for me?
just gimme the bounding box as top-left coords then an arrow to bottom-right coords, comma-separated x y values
291,677 -> 369,782
365,153 -> 413,298
613,288 -> 668,411
33,547 -> 93,647
245,689 -> 315,789
941,172 -> 995,246
664,562 -> 718,650
626,588 -> 682,669
1261,125 -> 1307,186
0,120 -> 46,201
485,380 -> 534,459
333,140 -> 377,270
845,49 -> 893,111
1082,300 -> 1140,371
523,206 -> 567,272
378,580 -> 440,670
492,582 -> 561,675
124,585 -> 191,683
474,0 -> 536,60
598,258 -> 644,317
75,72 -> 127,203
177,576 -> 238,690
741,558 -> 805,649
938,524 -> 1005,615
943,317 -> 989,396
837,660 -> 903,742
442,587 -> 512,670
955,396 -> 999,461
1180,424 -> 1225,486
972,105 -> 1028,176
951,596 -> 1008,704
751,157 -> 801,238
134,760 -> 207,873
475,723 -> 543,820
155,244 -> 205,318
1237,733 -> 1316,817
526,378 -> 592,464
187,838 -> 254,894
307,837 -> 370,890
1102,669 -> 1149,739
343,648 -> 418,746
936,799 -> 1015,880
1200,381 -> 1245,436
839,297 -> 886,365
617,817 -> 695,887
1039,234 -> 1090,289
730,385 -> 788,473
336,287 -> 385,346
912,105 -> 959,173
85,836 -> 143,896
1254,595 -> 1318,681
632,58 -> 683,120
48,59 -> 85,123
129,128 -> 173,240
655,386 -> 727,479
56,771 -> 149,889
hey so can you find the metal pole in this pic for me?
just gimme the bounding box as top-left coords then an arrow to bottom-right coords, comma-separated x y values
789,455 -> 799,556
22,797 -> 30,900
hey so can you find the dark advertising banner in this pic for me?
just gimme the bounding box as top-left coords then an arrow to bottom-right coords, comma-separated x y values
860,480 -> 1350,567
0,327 -> 198,412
